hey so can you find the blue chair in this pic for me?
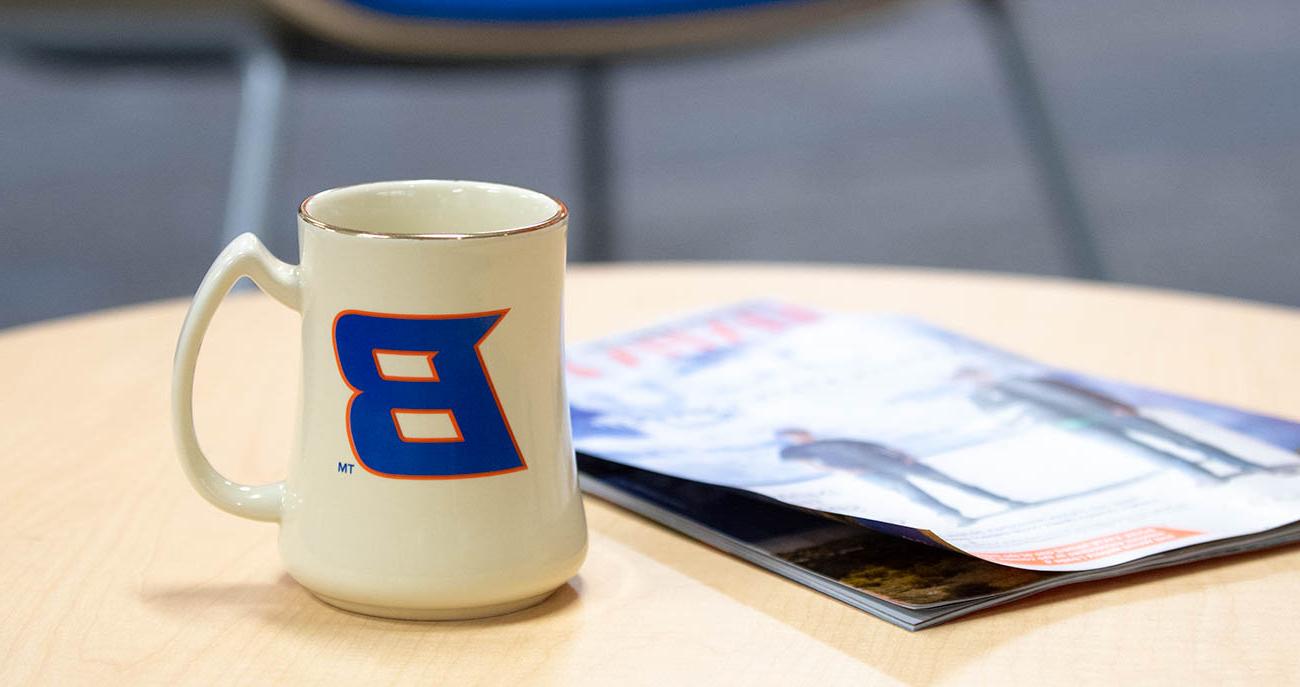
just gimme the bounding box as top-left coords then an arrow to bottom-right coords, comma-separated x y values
261,0 -> 898,262
264,0 -> 886,57
259,0 -> 1103,276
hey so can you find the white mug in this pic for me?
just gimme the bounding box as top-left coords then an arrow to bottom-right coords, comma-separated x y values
172,180 -> 588,619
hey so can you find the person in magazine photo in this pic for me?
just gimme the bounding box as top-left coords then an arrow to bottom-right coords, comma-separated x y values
776,428 -> 1029,523
957,367 -> 1296,482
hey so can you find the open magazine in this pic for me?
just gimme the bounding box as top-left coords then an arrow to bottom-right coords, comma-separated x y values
566,302 -> 1300,630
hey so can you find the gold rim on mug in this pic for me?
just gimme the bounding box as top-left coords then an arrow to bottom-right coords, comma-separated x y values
297,181 -> 569,240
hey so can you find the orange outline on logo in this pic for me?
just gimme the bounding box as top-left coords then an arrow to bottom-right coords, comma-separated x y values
390,408 -> 464,443
332,308 -> 527,480
372,349 -> 440,382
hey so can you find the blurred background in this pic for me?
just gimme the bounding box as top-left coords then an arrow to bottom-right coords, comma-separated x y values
2,0 -> 1297,329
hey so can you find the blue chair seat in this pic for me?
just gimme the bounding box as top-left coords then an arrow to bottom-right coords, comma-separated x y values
345,0 -> 798,22
265,0 -> 885,57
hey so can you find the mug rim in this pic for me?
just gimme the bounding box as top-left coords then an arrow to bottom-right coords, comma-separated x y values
298,179 -> 568,240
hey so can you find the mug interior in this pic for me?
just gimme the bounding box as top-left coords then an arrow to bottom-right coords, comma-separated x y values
300,180 -> 564,238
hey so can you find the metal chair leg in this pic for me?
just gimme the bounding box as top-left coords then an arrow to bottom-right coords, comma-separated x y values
973,0 -> 1106,280
576,59 -> 616,262
221,34 -> 287,248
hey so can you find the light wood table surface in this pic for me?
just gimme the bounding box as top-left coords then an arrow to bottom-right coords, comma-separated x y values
3,263 -> 1299,686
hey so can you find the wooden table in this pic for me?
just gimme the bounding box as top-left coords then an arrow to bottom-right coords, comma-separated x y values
3,264 -> 1299,685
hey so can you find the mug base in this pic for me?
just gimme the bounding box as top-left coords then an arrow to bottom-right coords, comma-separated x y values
312,589 -> 556,621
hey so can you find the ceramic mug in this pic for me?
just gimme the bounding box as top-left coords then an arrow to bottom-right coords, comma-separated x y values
172,180 -> 588,620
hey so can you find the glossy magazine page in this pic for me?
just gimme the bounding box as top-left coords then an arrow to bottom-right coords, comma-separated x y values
567,302 -> 1300,572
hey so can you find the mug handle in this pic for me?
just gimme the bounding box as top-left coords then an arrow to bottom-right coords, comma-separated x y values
172,233 -> 301,522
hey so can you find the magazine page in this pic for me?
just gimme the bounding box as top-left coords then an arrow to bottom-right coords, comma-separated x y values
567,302 -> 1300,572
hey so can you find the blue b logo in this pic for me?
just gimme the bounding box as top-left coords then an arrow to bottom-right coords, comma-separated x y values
332,309 -> 526,479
